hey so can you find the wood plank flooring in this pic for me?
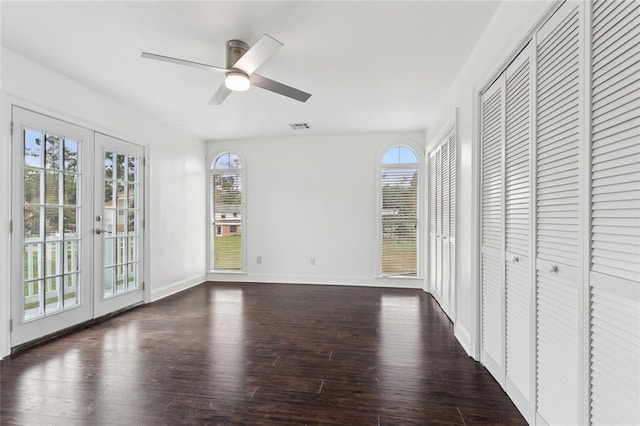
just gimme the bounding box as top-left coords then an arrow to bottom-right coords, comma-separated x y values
1,282 -> 525,425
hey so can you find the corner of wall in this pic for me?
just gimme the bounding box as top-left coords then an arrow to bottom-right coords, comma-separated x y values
0,5 -> 8,360
0,92 -> 10,359
425,0 -> 554,368
0,50 -> 208,355
454,322 -> 476,360
150,274 -> 206,303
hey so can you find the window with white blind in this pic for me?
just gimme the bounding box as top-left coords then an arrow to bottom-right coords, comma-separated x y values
380,145 -> 419,277
210,153 -> 243,271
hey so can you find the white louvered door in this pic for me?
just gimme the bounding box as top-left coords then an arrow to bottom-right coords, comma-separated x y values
441,140 -> 451,313
535,2 -> 584,425
429,124 -> 457,321
589,0 -> 640,424
429,152 -> 437,294
504,43 -> 534,418
480,77 -> 506,383
448,128 -> 457,320
435,147 -> 443,299
478,1 -> 639,423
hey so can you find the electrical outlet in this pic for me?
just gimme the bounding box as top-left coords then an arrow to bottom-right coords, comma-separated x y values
310,257 -> 316,266
257,256 -> 262,264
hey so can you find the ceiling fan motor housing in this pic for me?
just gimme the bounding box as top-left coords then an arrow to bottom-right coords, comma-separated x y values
226,40 -> 249,69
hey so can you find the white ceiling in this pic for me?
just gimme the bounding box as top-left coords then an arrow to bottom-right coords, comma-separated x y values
1,1 -> 501,141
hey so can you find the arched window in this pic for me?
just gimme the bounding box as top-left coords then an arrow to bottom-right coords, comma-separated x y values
380,145 -> 419,276
210,152 -> 243,271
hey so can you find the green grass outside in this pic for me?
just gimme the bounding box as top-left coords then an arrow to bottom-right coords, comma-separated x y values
25,275 -> 135,311
24,247 -> 41,279
23,287 -> 78,310
23,243 -> 138,312
115,275 -> 137,289
23,243 -> 78,310
214,235 -> 242,270
381,238 -> 417,276
212,235 -> 413,274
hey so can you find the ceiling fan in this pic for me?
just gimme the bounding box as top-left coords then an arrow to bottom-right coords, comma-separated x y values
141,34 -> 311,105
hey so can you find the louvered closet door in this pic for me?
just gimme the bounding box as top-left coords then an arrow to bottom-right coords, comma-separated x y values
441,140 -> 451,312
429,152 -> 437,293
535,2 -> 583,424
436,147 -> 443,299
448,128 -> 457,319
590,0 -> 640,423
504,43 -> 534,415
481,77 -> 506,382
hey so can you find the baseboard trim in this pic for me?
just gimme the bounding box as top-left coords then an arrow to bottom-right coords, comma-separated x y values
150,274 -> 206,302
10,302 -> 142,356
482,350 -> 506,389
506,376 -> 534,424
205,273 -> 424,289
454,322 -> 473,358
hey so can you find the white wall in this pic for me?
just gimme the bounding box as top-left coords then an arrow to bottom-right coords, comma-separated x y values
426,0 -> 555,358
0,1 -> 9,359
0,88 -> 8,358
207,131 -> 425,288
0,48 -> 207,358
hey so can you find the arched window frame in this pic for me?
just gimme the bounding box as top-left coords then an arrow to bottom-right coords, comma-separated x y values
208,152 -> 245,272
378,144 -> 422,278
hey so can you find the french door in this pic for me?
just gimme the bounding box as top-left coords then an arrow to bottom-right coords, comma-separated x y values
11,107 -> 144,347
93,133 -> 144,317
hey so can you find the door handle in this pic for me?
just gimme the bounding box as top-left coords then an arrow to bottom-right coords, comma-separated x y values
95,228 -> 111,235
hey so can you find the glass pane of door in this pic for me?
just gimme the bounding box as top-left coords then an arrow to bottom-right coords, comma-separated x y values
94,133 -> 144,317
102,151 -> 140,297
23,131 -> 83,317
12,107 -> 93,347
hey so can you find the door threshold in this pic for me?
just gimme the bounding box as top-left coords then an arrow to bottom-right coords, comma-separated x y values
9,302 -> 143,357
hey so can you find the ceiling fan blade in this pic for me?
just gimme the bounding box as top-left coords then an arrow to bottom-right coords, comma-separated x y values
141,52 -> 228,73
232,34 -> 283,75
250,74 -> 312,103
208,84 -> 233,105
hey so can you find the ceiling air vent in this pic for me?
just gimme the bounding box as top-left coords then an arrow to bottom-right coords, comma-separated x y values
289,122 -> 311,130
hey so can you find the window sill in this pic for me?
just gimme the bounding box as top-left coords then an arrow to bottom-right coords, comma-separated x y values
208,270 -> 248,275
376,275 -> 423,280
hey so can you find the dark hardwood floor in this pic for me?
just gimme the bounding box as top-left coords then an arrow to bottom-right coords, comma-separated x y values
1,282 -> 525,425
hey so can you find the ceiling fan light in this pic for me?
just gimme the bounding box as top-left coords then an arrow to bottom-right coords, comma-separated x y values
225,72 -> 250,92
